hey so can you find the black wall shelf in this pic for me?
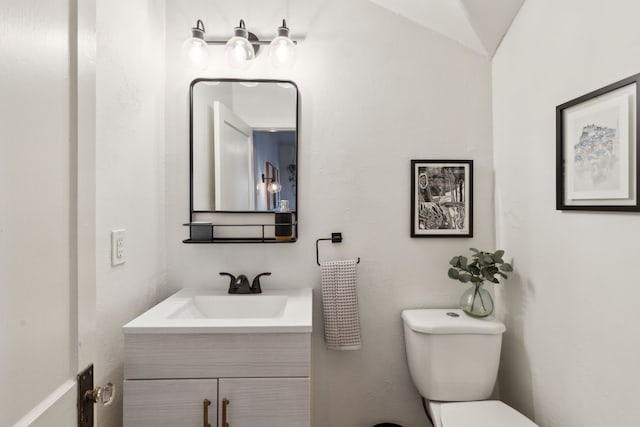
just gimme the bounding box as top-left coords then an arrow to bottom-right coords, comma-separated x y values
182,222 -> 297,244
183,237 -> 297,244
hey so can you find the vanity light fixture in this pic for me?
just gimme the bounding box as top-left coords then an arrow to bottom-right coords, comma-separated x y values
182,19 -> 209,68
261,173 -> 283,193
225,20 -> 255,70
269,20 -> 296,69
184,18 -> 299,70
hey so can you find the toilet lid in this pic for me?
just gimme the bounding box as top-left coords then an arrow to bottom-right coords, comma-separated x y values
402,309 -> 505,334
440,401 -> 538,427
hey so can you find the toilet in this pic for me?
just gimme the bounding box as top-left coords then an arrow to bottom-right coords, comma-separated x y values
401,309 -> 538,427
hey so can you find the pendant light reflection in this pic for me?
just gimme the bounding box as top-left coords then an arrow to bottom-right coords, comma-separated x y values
269,20 -> 296,69
225,20 -> 255,70
181,20 -> 208,69
260,174 -> 282,193
268,181 -> 283,193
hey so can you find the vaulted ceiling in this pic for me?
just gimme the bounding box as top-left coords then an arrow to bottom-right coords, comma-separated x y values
368,0 -> 525,56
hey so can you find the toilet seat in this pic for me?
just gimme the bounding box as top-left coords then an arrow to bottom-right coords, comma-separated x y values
431,400 -> 538,427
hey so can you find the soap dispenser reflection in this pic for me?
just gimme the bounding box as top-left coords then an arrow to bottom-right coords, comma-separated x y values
275,199 -> 293,241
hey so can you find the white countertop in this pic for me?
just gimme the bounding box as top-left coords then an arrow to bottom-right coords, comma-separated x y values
123,287 -> 313,334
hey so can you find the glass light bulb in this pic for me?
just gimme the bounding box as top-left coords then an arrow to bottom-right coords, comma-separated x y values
269,36 -> 296,69
181,37 -> 208,68
268,182 -> 283,193
225,37 -> 255,70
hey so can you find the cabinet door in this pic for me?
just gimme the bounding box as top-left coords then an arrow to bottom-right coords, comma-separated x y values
219,378 -> 310,427
124,379 -> 218,427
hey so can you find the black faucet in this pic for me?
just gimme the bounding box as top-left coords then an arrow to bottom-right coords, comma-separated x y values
220,272 -> 271,294
250,272 -> 271,294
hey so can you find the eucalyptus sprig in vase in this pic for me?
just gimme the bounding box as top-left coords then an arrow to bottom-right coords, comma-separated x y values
448,248 -> 513,317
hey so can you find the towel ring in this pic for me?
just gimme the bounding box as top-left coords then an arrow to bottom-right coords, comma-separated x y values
315,232 -> 361,266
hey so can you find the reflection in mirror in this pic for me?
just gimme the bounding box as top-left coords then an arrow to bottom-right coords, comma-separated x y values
191,79 -> 298,212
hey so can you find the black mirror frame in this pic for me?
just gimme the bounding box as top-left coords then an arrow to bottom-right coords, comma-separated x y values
186,78 -> 300,244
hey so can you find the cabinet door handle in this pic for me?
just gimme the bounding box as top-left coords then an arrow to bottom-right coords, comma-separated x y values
203,398 -> 211,427
221,397 -> 230,427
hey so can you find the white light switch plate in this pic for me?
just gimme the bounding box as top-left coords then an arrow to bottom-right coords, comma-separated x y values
111,229 -> 126,266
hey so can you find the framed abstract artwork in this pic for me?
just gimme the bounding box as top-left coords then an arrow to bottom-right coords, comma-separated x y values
556,73 -> 640,211
411,160 -> 473,237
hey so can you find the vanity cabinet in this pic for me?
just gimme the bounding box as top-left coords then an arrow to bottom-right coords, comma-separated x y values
123,379 -> 217,427
123,332 -> 311,427
218,378 -> 310,426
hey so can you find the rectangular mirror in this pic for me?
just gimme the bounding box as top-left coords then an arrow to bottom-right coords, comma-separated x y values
190,79 -> 298,213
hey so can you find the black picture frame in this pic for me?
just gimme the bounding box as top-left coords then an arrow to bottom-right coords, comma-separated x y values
411,160 -> 473,238
556,73 -> 640,211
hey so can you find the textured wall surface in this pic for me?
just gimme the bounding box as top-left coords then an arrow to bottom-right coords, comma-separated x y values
95,0 -> 166,424
164,0 -> 494,425
493,1 -> 640,426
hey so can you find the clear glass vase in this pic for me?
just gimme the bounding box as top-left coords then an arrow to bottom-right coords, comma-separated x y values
460,283 -> 494,317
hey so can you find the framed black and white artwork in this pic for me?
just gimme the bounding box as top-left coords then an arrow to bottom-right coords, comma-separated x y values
411,160 -> 473,237
556,73 -> 640,211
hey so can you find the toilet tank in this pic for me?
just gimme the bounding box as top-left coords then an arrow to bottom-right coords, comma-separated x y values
401,309 -> 506,402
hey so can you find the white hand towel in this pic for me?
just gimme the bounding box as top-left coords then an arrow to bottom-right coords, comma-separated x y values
320,259 -> 361,350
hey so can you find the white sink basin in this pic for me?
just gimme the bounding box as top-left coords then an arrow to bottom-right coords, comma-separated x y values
170,295 -> 288,319
123,288 -> 312,334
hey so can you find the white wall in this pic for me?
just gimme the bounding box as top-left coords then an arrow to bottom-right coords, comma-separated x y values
165,0 -> 494,425
95,0 -> 166,425
493,1 -> 640,426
